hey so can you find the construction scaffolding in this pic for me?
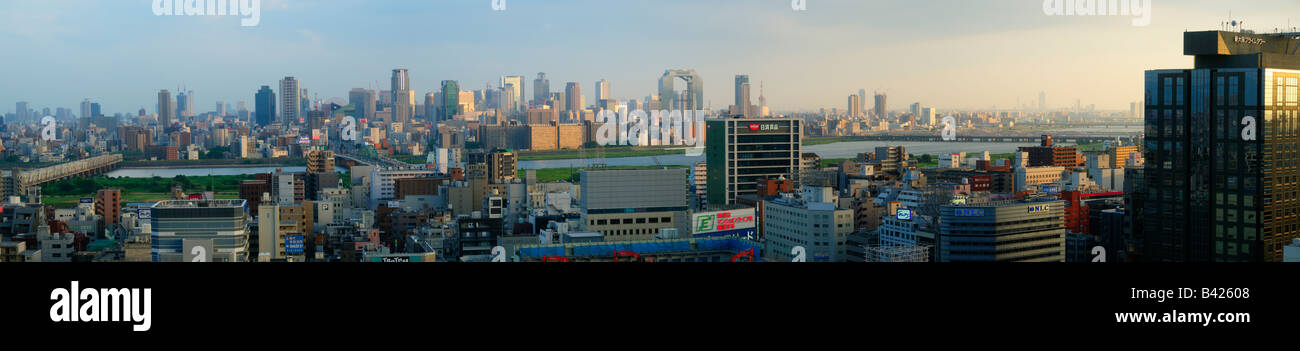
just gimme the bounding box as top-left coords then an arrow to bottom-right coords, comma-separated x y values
864,244 -> 931,263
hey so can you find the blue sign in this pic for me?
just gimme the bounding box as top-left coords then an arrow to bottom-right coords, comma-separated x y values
1027,204 -> 1052,214
285,235 -> 305,254
691,228 -> 758,240
954,208 -> 985,217
79,198 -> 94,204
896,208 -> 913,221
1041,185 -> 1061,195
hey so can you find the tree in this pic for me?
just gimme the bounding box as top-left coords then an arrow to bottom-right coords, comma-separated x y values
919,154 -> 934,164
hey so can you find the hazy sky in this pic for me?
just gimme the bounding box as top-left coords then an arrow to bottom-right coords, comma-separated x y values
3,0 -> 1300,115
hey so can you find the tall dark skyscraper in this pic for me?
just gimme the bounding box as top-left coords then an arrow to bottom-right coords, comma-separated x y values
734,75 -> 750,109
440,80 -> 460,121
157,90 -> 174,128
1142,30 -> 1300,262
255,85 -> 276,127
533,72 -> 549,105
348,88 -> 375,120
873,93 -> 887,118
565,82 -> 581,114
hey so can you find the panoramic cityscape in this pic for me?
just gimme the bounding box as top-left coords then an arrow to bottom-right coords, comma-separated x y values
0,0 -> 1297,264
7,0 -> 1300,337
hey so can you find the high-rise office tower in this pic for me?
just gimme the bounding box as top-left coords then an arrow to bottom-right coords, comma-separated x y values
348,88 -> 375,120
873,93 -> 887,119
216,101 -> 226,117
279,77 -> 301,125
440,80 -> 460,121
15,102 -> 29,123
157,90 -> 174,128
176,90 -> 190,119
501,75 -> 525,111
255,86 -> 276,127
551,91 -> 567,113
706,116 -> 802,206
733,75 -> 754,116
80,99 -> 92,119
500,84 -> 518,119
533,72 -> 550,105
1142,30 -> 1300,262
1039,91 -> 1047,111
565,82 -> 581,113
596,78 -> 611,105
858,89 -> 868,115
424,93 -> 437,121
392,69 -> 413,124
392,68 -> 410,92
659,69 -> 704,111
848,94 -> 863,119
89,103 -> 100,117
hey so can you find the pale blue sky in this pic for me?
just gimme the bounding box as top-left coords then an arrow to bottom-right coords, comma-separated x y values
2,0 -> 1299,115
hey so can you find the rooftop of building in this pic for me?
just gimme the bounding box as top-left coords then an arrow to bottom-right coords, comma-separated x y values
153,199 -> 247,208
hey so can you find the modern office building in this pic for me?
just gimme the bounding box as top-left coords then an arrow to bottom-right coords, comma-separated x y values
501,75 -> 525,111
734,75 -> 750,115
348,88 -> 376,120
150,199 -> 250,262
936,199 -> 1066,262
157,90 -> 174,128
533,72 -> 550,105
659,69 -> 704,111
595,78 -> 611,105
392,69 -> 413,124
580,168 -> 690,241
848,94 -> 863,119
873,93 -> 887,118
440,80 -> 460,121
565,82 -> 582,113
762,187 -> 853,262
255,85 -> 276,127
279,77 -> 301,125
1142,30 -> 1300,262
706,116 -> 802,206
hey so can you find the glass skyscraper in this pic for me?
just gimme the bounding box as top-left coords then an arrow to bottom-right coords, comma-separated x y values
1142,30 -> 1300,262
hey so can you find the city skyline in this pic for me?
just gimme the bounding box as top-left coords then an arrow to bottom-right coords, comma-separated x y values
3,0 -> 1300,114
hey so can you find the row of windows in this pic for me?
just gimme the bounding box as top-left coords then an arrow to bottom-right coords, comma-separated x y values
589,217 -> 672,226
